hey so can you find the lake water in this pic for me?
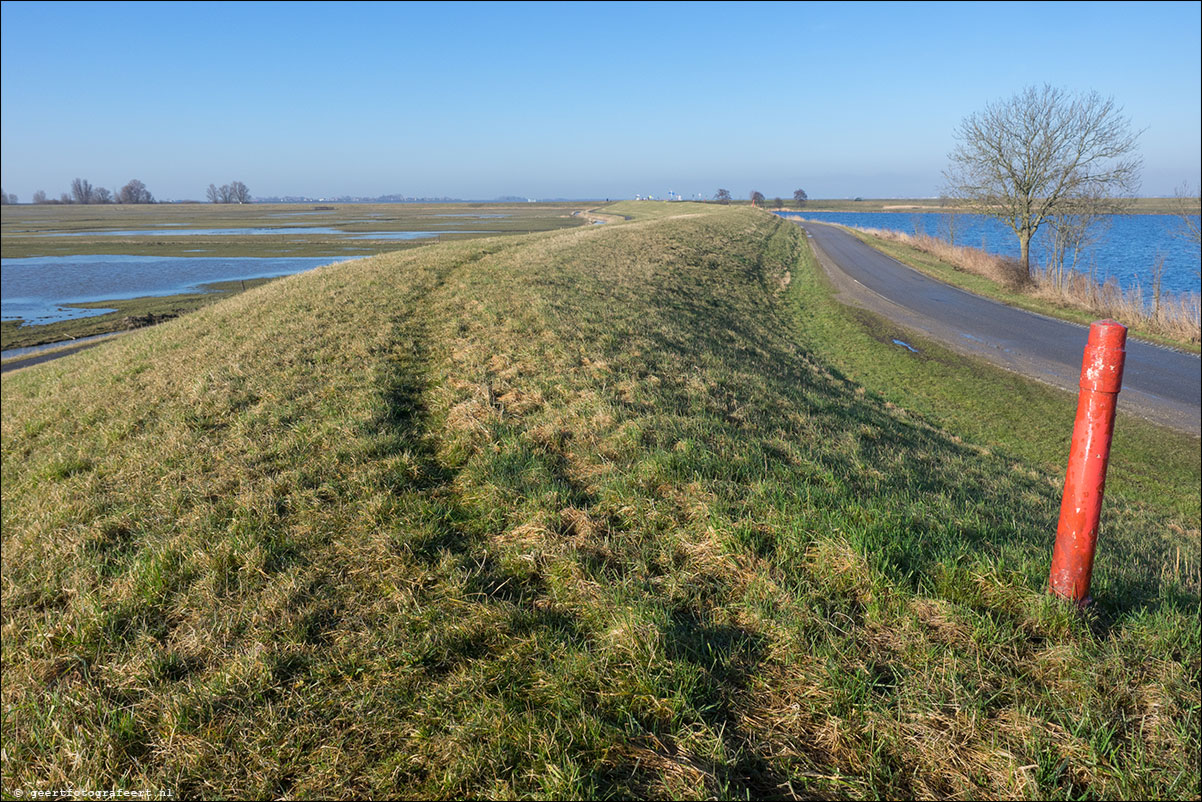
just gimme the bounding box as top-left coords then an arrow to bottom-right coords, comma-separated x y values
1,254 -> 350,325
777,211 -> 1201,298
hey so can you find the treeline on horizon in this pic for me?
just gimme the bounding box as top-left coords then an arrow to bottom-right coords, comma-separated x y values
712,187 -> 809,208
0,178 -> 252,206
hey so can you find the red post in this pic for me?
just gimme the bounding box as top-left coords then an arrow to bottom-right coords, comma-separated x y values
1048,319 -> 1127,604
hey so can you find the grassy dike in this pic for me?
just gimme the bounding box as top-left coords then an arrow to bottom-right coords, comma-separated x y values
2,207 -> 1198,799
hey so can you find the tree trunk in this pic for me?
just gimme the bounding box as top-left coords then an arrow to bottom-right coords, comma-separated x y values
1019,230 -> 1032,277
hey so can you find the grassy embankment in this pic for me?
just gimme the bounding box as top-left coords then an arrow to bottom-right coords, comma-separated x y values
1,202 -> 589,350
2,206 -> 1198,799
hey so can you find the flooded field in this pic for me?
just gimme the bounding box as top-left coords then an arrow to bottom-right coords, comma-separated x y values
0,201 -> 593,347
1,201 -> 588,258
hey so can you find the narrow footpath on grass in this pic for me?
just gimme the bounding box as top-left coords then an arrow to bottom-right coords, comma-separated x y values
792,219 -> 1202,436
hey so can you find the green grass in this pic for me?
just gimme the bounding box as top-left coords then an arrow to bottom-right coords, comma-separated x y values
785,225 -> 1200,522
2,207 -> 1198,799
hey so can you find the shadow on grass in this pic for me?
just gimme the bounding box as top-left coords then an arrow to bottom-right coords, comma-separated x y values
562,225 -> 1196,623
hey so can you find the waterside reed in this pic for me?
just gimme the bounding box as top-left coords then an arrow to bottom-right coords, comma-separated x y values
858,227 -> 1201,344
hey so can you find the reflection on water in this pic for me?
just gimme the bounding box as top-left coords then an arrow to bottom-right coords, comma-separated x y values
41,227 -> 490,239
2,254 -> 351,325
43,227 -> 346,237
347,231 -> 484,240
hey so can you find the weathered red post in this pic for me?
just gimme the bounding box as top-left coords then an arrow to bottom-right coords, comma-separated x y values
1048,319 -> 1127,604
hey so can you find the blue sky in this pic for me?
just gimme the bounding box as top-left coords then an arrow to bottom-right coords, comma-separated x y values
2,0 -> 1199,200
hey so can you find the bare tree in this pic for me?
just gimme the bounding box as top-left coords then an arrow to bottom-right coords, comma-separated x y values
1171,181 -> 1200,251
793,188 -> 808,208
0,189 -> 12,205
1047,213 -> 1107,290
59,192 -> 73,204
229,180 -> 250,203
936,194 -> 961,246
715,188 -> 732,205
118,179 -> 154,204
1042,181 -> 1121,290
206,183 -> 221,203
71,178 -> 95,205
944,84 -> 1141,276
750,190 -> 765,206
32,190 -> 48,204
93,187 -> 113,204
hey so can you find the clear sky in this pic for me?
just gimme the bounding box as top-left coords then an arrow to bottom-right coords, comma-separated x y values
2,0 -> 1199,201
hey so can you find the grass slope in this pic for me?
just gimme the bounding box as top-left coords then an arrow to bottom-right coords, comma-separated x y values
2,208 -> 1198,799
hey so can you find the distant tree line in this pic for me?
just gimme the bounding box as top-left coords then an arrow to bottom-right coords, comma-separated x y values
710,188 -> 807,207
207,181 -> 251,203
24,178 -> 155,204
0,189 -> 16,204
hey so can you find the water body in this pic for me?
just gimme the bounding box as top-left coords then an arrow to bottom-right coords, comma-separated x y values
2,331 -> 124,361
1,254 -> 350,325
347,231 -> 482,240
778,211 -> 1201,298
41,227 -> 482,239
43,227 -> 347,237
434,213 -> 512,218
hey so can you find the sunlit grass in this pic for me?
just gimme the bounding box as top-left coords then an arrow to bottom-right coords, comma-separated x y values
2,207 -> 1197,799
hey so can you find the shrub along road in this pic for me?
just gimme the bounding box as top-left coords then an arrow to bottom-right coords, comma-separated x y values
795,219 -> 1201,435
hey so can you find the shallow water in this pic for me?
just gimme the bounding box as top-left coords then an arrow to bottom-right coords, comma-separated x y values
347,231 -> 484,240
42,227 -> 346,237
40,227 -> 485,239
1,254 -> 350,325
1,331 -> 124,360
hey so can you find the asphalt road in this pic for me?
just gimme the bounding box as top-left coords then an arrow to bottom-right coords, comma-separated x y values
794,219 -> 1201,436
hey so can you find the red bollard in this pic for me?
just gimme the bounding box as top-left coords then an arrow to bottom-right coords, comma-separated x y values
1048,319 -> 1127,604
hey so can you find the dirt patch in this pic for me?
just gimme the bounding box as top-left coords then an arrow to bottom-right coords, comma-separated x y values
121,312 -> 180,330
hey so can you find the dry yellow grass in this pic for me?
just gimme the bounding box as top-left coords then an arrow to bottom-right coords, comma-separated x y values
858,228 -> 1201,343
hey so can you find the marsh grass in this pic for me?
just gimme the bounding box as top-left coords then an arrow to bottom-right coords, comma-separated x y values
2,208 -> 1198,799
0,201 -> 589,258
848,227 -> 1201,347
1,278 -> 285,351
1,202 -> 593,350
